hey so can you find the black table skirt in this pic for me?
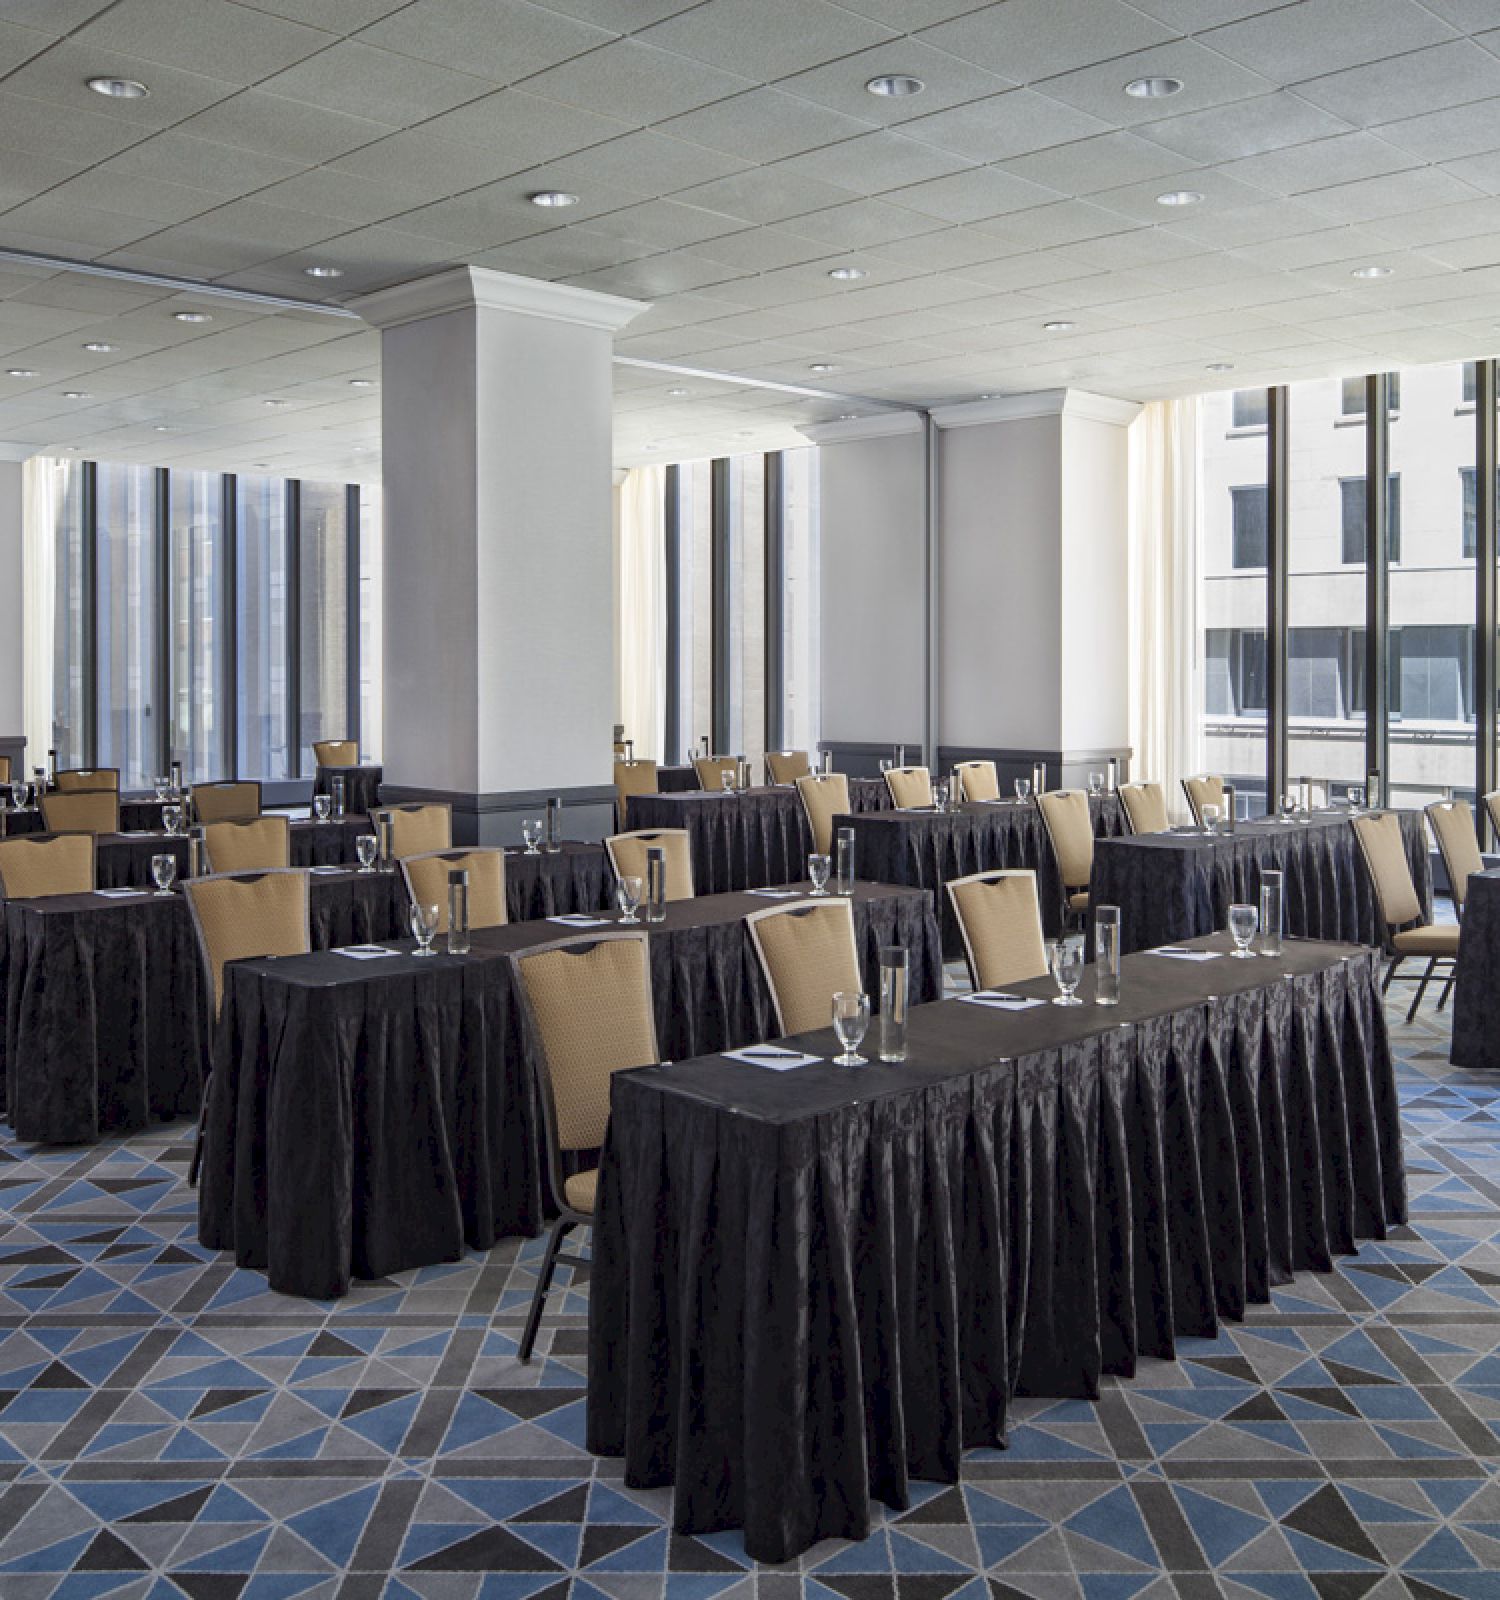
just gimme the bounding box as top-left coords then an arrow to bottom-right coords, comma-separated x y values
587,936 -> 1405,1563
313,765 -> 383,814
505,843 -> 613,920
1451,868 -> 1499,1069
626,790 -> 811,894
199,883 -> 941,1298
1090,811 -> 1432,955
849,777 -> 892,813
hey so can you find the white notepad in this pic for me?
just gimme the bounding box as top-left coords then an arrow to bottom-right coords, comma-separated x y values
746,888 -> 804,899
1150,947 -> 1222,962
724,1045 -> 822,1070
961,991 -> 1047,1012
95,888 -> 147,899
335,945 -> 400,960
547,913 -> 612,927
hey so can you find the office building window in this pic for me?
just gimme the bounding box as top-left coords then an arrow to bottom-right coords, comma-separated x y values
297,482 -> 350,770
1341,374 -> 1400,416
235,475 -> 291,782
95,464 -> 161,791
168,471 -> 229,783
1231,390 -> 1268,429
1340,475 -> 1401,564
1231,485 -> 1268,568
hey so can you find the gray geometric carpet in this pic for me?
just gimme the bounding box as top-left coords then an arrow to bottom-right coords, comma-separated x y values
0,989 -> 1496,1600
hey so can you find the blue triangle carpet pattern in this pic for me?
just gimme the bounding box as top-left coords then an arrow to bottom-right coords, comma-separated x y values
0,989 -> 1498,1599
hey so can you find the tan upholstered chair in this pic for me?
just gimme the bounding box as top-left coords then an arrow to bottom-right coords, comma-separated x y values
1426,801 -> 1485,918
0,755 -> 9,785
605,829 -> 694,901
401,848 -> 507,934
1352,812 -> 1459,1021
0,833 -> 95,898
313,739 -> 359,768
1119,782 -> 1170,835
39,789 -> 119,836
1182,775 -> 1227,829
203,816 -> 290,874
746,897 -> 862,1037
191,781 -> 262,824
1037,790 -> 1094,916
54,767 -> 119,793
613,759 -> 659,828
946,870 -> 1048,992
796,773 -> 850,859
953,760 -> 1000,803
372,803 -> 452,859
693,755 -> 739,791
511,931 -> 658,1359
766,750 -> 810,786
884,766 -> 933,809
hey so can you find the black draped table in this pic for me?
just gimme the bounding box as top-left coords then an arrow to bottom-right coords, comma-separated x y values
835,794 -> 1126,951
849,776 -> 893,813
588,933 -> 1406,1563
505,842 -> 612,920
1451,867 -> 1498,1070
625,789 -> 811,894
200,881 -> 940,1299
313,764 -> 383,813
1090,810 -> 1431,956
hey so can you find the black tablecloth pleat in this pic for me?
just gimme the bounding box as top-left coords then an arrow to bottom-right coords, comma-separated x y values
504,844 -> 613,920
586,936 -> 1404,1564
1451,868 -> 1498,1069
313,765 -> 383,813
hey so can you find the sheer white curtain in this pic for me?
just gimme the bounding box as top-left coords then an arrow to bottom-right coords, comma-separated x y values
22,455 -> 60,770
1128,398 -> 1202,820
615,465 -> 666,761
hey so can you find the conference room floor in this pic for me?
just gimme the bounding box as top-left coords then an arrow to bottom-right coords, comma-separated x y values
0,984 -> 1494,1597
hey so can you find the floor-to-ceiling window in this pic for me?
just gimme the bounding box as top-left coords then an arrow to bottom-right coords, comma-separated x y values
50,459 -> 88,771
726,454 -> 766,769
673,459 -> 714,761
297,482 -> 350,771
169,471 -> 229,783
781,446 -> 821,757
235,474 -> 290,782
358,486 -> 383,764
95,464 -> 160,790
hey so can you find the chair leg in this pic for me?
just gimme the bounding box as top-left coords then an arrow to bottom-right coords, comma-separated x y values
518,1218 -> 571,1364
1407,958 -> 1437,1024
187,1117 -> 205,1188
1382,956 -> 1402,995
1438,967 -> 1457,1011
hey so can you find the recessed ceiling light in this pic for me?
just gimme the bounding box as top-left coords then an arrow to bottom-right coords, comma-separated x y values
530,190 -> 579,208
666,386 -> 690,397
81,341 -> 115,353
1156,189 -> 1203,208
87,76 -> 149,99
174,311 -> 211,323
62,390 -> 89,399
1351,264 -> 1392,279
353,446 -> 368,454
6,368 -> 38,378
838,413 -> 859,420
809,362 -> 837,373
1043,321 -> 1075,333
304,265 -> 343,278
64,445 -> 80,452
866,73 -> 924,98
264,399 -> 287,407
253,462 -> 269,469
735,430 -> 754,438
1206,362 -> 1235,372
1125,76 -> 1183,98
828,266 -> 866,281
153,425 -> 169,432
979,392 -> 997,400
348,378 -> 374,388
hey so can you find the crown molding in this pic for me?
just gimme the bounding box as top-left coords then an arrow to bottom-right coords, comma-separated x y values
353,265 -> 648,335
930,389 -> 1142,430
797,411 -> 923,444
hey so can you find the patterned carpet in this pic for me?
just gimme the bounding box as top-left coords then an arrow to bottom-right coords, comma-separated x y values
0,983 -> 1497,1600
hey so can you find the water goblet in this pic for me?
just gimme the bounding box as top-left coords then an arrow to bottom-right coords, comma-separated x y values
1088,772 -> 1104,797
1014,777 -> 1032,803
151,853 -> 177,897
312,794 -> 332,823
616,875 -> 643,924
1347,784 -> 1365,813
9,781 -> 25,811
1280,792 -> 1300,825
522,819 -> 543,855
933,779 -> 950,813
162,804 -> 184,837
410,902 -> 440,955
1201,803 -> 1220,836
808,853 -> 831,895
831,991 -> 870,1066
356,834 -> 378,873
721,769 -> 735,793
1050,935 -> 1085,1007
1229,903 -> 1259,958
154,776 -> 170,801
879,758 -> 893,774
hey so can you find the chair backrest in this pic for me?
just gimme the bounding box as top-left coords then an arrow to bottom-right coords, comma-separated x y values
613,759 -> 659,808
1486,790 -> 1500,842
693,755 -> 738,790
513,932 -> 658,1155
746,897 -> 863,1036
0,755 -> 9,785
795,773 -> 850,858
39,789 -> 118,836
946,870 -> 1048,992
953,760 -> 999,803
0,833 -> 95,898
1351,813 -> 1424,932
184,869 -> 312,1017
191,781 -> 262,824
54,767 -> 119,793
204,816 -> 290,874
313,739 -> 359,768
884,766 -> 933,809
766,750 -> 810,785
373,803 -> 452,859
1119,782 -> 1170,835
1426,801 -> 1485,915
401,848 -> 507,934
605,830 -> 694,901
1182,775 -> 1226,828
1037,790 -> 1094,891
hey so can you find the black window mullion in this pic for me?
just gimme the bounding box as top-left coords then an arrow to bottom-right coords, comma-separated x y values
154,468 -> 170,779
1477,359 -> 1497,840
1365,374 -> 1390,796
286,479 -> 302,781
222,474 -> 238,779
764,451 -> 785,756
710,457 -> 730,754
81,460 -> 99,768
663,463 -> 681,766
1266,387 -> 1289,809
345,484 -> 361,747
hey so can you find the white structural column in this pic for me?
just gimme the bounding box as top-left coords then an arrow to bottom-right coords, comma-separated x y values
355,267 -> 646,843
0,448 -> 27,778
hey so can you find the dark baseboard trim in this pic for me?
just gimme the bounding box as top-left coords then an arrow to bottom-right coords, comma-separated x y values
380,782 -> 616,847
819,740 -> 1133,786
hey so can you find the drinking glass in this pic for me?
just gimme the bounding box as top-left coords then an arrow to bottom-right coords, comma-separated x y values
151,853 -> 177,897
153,776 -> 170,801
808,853 -> 831,895
1229,903 -> 1258,958
522,819 -> 543,854
721,770 -> 735,793
1094,905 -> 1121,1005
410,902 -> 440,955
1259,871 -> 1284,958
162,804 -> 183,836
1280,792 -> 1299,825
1088,772 -> 1104,797
1201,803 -> 1220,836
832,991 -> 870,1066
356,834 -> 378,873
933,780 -> 950,813
9,781 -> 25,811
616,875 -> 643,923
1050,935 -> 1084,1006
1014,778 -> 1032,803
1347,784 -> 1365,812
878,758 -> 893,774
877,947 -> 909,1062
312,794 -> 332,823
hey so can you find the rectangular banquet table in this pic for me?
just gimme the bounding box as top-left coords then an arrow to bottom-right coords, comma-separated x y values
1450,867 -> 1498,1069
587,933 -> 1406,1564
1090,809 -> 1431,955
199,880 -> 941,1299
313,764 -> 383,813
624,788 -> 812,894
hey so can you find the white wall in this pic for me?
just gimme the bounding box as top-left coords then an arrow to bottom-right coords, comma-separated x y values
0,458 -> 24,740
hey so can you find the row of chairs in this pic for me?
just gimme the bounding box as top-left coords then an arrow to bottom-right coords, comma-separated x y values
2,739 -> 362,799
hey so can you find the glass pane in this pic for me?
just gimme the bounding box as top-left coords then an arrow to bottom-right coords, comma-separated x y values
359,487 -> 383,764
1201,388 -> 1269,816
727,455 -> 766,767
96,464 -> 159,790
51,460 -> 88,771
168,470 -> 228,783
235,475 -> 290,781
781,446 -> 821,757
674,460 -> 714,761
298,482 -> 350,771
